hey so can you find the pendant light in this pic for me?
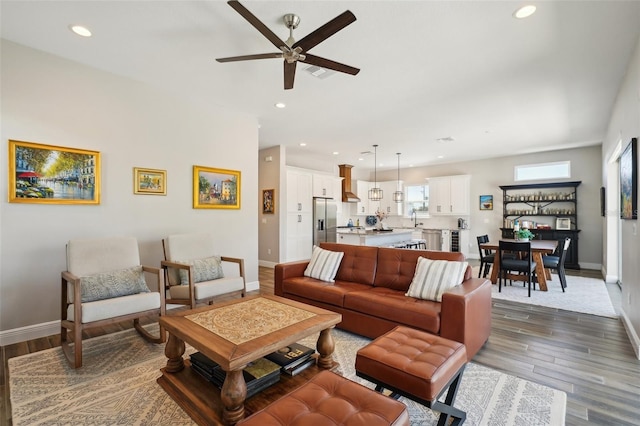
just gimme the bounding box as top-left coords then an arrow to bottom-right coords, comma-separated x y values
368,144 -> 383,201
393,152 -> 404,203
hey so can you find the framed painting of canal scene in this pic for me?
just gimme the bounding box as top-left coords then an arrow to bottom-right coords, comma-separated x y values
193,165 -> 240,209
620,137 -> 637,220
133,167 -> 166,195
8,140 -> 100,205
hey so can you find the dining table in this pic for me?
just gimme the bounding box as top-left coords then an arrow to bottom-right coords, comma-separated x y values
480,239 -> 558,291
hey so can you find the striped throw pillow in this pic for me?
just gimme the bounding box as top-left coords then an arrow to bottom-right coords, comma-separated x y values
406,257 -> 468,302
304,246 -> 344,282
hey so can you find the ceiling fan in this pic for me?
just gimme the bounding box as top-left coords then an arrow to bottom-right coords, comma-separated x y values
216,0 -> 360,90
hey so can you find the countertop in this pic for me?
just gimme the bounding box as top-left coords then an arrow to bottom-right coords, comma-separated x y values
336,228 -> 414,235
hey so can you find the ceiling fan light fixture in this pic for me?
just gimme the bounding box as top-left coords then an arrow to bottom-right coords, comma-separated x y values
513,5 -> 536,19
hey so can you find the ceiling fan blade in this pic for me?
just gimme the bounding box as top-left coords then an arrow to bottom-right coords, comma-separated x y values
301,54 -> 360,76
216,53 -> 282,63
284,61 -> 296,90
293,10 -> 356,52
227,0 -> 289,51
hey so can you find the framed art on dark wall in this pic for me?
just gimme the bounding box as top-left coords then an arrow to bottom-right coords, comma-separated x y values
262,189 -> 275,214
620,137 -> 637,220
8,139 -> 100,205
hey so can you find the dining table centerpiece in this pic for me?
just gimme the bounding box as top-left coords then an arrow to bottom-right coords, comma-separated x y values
515,228 -> 535,241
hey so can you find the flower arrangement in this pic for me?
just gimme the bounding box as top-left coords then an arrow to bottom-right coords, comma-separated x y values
375,210 -> 388,222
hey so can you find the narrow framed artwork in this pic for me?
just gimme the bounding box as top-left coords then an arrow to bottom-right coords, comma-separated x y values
263,189 -> 275,214
556,218 -> 571,230
133,167 -> 166,195
8,139 -> 100,204
193,165 -> 241,209
620,137 -> 637,220
479,194 -> 493,210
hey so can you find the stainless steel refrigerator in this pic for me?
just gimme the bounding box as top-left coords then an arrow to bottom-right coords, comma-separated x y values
313,198 -> 337,246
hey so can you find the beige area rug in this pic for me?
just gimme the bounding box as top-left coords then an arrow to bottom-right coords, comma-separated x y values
10,325 -> 566,426
479,267 -> 618,318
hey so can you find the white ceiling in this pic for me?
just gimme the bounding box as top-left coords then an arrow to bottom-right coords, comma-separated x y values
2,1 -> 639,173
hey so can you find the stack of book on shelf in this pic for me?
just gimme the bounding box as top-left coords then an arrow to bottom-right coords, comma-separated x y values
189,352 -> 281,398
266,343 -> 316,376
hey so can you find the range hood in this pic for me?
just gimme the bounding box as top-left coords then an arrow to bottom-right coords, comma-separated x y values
338,164 -> 361,203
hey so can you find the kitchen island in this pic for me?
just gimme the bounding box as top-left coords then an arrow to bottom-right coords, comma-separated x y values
336,228 -> 414,247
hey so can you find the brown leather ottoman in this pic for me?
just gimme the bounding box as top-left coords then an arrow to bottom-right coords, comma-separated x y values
237,370 -> 409,426
355,326 -> 467,426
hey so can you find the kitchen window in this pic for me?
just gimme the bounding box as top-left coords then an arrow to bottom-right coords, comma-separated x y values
405,184 -> 429,216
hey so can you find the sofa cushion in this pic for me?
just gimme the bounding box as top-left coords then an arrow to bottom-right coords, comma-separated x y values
177,256 -> 225,284
344,287 -> 441,334
281,277 -> 372,307
304,246 -> 344,282
79,266 -> 149,303
320,243 -> 378,286
406,257 -> 468,302
375,248 -> 468,291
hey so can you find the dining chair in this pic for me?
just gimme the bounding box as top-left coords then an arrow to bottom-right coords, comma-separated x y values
498,240 -> 537,297
476,235 -> 494,278
543,237 -> 571,292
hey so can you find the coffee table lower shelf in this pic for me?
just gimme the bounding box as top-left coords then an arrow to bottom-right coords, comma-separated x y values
157,358 -> 339,426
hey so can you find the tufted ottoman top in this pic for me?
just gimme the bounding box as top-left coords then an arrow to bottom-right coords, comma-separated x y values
237,370 -> 409,426
355,326 -> 467,401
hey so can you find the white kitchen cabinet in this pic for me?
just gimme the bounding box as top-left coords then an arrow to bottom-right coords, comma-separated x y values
378,180 -> 403,216
285,168 -> 313,261
356,180 -> 380,215
312,173 -> 339,199
429,175 -> 470,215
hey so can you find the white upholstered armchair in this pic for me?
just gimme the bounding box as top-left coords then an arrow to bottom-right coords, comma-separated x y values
61,236 -> 165,368
161,233 -> 246,309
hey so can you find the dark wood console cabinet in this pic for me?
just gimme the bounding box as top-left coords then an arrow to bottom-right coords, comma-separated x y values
500,181 -> 581,270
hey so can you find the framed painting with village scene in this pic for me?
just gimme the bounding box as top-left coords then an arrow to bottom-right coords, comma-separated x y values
133,167 -> 166,195
8,140 -> 100,204
193,165 -> 240,209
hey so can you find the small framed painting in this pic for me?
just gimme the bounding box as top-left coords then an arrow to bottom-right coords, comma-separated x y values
479,195 -> 493,210
263,189 -> 275,214
8,139 -> 100,205
133,167 -> 166,195
556,218 -> 571,230
193,165 -> 241,209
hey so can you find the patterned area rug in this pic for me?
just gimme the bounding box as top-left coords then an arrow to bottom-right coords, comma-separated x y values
483,269 -> 618,318
9,325 -> 566,425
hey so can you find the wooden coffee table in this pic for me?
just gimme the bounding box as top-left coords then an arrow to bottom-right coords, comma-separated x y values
157,295 -> 342,425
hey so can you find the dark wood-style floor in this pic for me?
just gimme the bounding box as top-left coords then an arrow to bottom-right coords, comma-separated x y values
2,265 -> 639,426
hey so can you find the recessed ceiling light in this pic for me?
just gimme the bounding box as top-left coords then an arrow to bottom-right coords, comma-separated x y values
333,152 -> 339,155
513,5 -> 536,19
274,102 -> 286,108
358,158 -> 364,161
299,142 -> 306,146
69,25 -> 92,37
437,155 -> 444,159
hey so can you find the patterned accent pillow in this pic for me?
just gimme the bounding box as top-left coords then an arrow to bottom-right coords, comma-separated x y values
80,266 -> 149,303
304,246 -> 344,283
178,256 -> 225,284
406,257 -> 468,302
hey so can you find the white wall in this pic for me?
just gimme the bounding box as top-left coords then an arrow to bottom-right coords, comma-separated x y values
602,34 -> 640,357
0,41 -> 259,341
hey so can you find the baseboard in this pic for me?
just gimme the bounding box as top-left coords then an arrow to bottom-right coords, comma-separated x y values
620,307 -> 640,360
246,280 -> 259,292
0,320 -> 60,347
580,262 -> 601,271
259,260 -> 278,268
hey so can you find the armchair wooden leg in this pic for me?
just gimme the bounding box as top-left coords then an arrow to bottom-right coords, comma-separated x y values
61,324 -> 83,369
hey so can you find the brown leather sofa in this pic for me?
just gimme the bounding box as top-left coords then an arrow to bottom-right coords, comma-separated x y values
275,242 -> 492,360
